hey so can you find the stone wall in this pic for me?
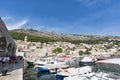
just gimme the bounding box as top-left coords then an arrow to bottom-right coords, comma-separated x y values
0,17 -> 16,56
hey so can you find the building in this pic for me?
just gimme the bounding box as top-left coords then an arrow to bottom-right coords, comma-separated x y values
0,17 -> 16,57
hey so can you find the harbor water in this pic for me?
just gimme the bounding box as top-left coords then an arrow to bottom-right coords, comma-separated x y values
23,67 -> 56,80
23,58 -> 80,80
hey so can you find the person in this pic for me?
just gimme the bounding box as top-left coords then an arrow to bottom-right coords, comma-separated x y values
2,56 -> 10,63
1,56 -> 10,76
0,57 -> 2,62
2,57 -> 6,64
11,56 -> 17,63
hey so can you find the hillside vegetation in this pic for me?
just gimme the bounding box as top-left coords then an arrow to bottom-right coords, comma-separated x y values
9,28 -> 120,44
10,31 -> 56,42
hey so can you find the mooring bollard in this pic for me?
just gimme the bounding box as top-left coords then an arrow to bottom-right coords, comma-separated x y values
1,70 -> 7,76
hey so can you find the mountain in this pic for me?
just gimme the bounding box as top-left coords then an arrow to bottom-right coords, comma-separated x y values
9,28 -> 120,44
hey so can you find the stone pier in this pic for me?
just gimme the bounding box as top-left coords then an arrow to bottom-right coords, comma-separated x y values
0,17 -> 19,80
0,62 -> 23,80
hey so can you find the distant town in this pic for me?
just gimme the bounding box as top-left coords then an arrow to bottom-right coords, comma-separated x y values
16,35 -> 120,62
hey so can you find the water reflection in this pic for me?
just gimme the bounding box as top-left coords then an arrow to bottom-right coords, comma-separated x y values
37,72 -> 56,80
24,67 -> 56,80
36,70 -> 50,77
24,58 -> 80,80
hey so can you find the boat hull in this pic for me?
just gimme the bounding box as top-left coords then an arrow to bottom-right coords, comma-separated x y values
79,62 -> 95,67
27,61 -> 34,68
35,67 -> 50,72
56,74 -> 68,80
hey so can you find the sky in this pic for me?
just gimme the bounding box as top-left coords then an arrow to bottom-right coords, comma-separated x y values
1,0 -> 120,36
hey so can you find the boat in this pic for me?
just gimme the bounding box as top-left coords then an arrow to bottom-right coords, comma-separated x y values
35,57 -> 69,73
64,58 -> 120,80
27,61 -> 35,68
56,56 -> 95,80
79,56 -> 95,67
56,66 -> 93,80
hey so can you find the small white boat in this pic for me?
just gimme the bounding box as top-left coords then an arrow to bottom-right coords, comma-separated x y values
56,66 -> 93,80
79,56 -> 95,67
35,57 -> 69,73
56,56 -> 95,80
64,58 -> 120,80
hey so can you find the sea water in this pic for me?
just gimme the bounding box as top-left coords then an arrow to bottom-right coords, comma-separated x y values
23,58 -> 80,80
23,67 -> 56,80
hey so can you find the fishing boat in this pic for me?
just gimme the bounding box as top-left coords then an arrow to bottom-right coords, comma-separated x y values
35,57 -> 69,73
64,58 -> 120,80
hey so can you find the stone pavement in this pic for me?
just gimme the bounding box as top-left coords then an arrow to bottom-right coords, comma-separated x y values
0,62 -> 23,80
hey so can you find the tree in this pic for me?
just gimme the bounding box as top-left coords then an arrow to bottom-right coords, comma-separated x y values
52,49 -> 57,53
79,50 -> 84,56
56,47 -> 62,53
85,49 -> 91,55
52,47 -> 62,55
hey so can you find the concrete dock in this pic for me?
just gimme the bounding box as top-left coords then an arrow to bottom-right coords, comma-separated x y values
0,62 -> 23,80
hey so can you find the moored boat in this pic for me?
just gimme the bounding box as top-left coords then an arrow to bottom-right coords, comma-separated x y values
64,58 -> 120,80
27,61 -> 35,68
79,56 -> 95,67
35,57 -> 69,73
56,66 -> 93,80
56,56 -> 95,80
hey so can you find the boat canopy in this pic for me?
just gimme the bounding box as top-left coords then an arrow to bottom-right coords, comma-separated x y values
81,57 -> 92,62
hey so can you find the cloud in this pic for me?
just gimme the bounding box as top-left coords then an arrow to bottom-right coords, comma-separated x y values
6,19 -> 28,30
1,16 -> 13,20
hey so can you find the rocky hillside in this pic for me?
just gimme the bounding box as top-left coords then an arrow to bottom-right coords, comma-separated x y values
9,28 -> 120,44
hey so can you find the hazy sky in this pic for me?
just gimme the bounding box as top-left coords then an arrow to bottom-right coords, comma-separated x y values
1,0 -> 120,36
